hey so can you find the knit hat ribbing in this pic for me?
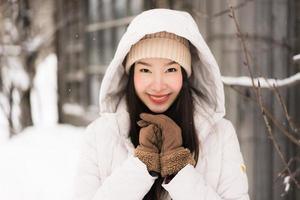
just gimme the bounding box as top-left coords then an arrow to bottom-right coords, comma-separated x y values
125,31 -> 192,77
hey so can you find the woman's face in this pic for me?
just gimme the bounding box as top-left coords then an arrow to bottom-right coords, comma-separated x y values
134,58 -> 183,113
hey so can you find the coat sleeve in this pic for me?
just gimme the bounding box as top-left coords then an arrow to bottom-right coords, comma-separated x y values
72,119 -> 156,200
162,120 -> 250,200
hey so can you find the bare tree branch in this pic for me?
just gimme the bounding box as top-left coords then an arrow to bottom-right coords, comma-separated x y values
272,85 -> 299,135
229,85 -> 300,142
222,72 -> 300,88
226,0 -> 300,189
293,54 -> 300,62
211,0 -> 254,19
191,0 -> 254,20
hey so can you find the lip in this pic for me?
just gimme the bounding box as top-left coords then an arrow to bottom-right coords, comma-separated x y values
148,94 -> 170,104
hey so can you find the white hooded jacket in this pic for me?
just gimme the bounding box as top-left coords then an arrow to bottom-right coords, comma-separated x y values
73,9 -> 250,200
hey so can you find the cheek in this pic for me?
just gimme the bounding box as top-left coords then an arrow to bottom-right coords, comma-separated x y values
134,73 -> 146,94
169,75 -> 183,93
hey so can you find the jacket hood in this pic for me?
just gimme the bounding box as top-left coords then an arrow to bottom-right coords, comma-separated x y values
99,9 -> 225,137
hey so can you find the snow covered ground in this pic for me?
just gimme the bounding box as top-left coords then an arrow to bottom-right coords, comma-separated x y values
0,124 -> 85,200
0,45 -> 92,199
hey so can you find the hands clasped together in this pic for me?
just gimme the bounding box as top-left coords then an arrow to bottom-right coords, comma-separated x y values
134,113 -> 196,177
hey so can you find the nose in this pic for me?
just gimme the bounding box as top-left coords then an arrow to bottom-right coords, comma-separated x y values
150,73 -> 166,92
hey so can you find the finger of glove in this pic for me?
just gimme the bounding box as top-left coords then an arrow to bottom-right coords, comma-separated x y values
160,126 -> 183,152
140,113 -> 182,152
161,137 -> 182,152
139,117 -> 163,148
158,121 -> 182,152
138,120 -> 162,148
140,113 -> 169,129
137,120 -> 150,127
139,124 -> 159,151
153,125 -> 162,151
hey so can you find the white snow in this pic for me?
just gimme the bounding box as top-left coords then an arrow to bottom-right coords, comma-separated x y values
0,52 -> 86,200
0,112 -> 9,144
283,176 -> 290,193
0,93 -> 10,144
24,36 -> 44,53
11,88 -> 22,133
0,124 -> 85,200
31,53 -> 58,126
2,56 -> 30,91
0,53 -> 58,142
63,103 -> 86,116
293,54 -> 300,62
221,72 -> 300,88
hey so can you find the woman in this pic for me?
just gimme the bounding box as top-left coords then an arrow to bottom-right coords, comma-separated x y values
73,9 -> 249,200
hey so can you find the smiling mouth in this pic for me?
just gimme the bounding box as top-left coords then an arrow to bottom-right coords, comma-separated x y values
148,94 -> 170,104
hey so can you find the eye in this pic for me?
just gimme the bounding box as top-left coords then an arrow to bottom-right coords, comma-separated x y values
139,68 -> 151,73
166,67 -> 177,73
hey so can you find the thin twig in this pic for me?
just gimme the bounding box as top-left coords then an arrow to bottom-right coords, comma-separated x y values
257,81 -> 299,187
226,0 -> 300,188
211,0 -> 254,19
228,85 -> 300,144
272,84 -> 300,134
277,157 -> 300,180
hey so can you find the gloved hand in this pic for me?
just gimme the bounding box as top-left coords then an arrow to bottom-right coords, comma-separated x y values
134,119 -> 161,174
140,113 -> 195,177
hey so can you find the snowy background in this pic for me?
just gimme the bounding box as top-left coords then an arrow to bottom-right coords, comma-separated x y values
0,125 -> 84,200
0,54 -> 85,200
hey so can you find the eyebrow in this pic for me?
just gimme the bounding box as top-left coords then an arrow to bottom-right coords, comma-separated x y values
136,60 -> 177,67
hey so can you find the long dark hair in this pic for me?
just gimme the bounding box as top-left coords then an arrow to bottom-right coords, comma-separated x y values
126,65 -> 203,200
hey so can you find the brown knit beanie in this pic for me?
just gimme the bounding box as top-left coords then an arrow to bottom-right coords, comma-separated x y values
125,31 -> 192,77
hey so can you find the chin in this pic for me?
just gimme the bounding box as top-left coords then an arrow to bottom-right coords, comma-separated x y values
147,105 -> 170,114
149,109 -> 166,114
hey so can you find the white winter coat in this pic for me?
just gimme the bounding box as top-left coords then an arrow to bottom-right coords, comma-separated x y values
73,9 -> 250,200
